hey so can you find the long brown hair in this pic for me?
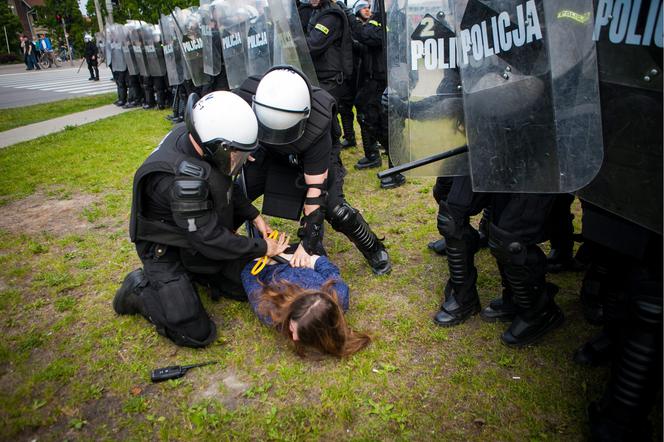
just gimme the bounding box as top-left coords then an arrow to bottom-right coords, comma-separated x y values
258,280 -> 371,358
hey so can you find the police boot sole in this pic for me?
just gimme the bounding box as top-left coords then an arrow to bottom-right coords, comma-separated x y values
112,269 -> 144,315
433,303 -> 481,327
355,159 -> 381,170
501,309 -> 565,348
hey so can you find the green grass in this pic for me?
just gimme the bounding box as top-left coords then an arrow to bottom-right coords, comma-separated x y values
0,109 -> 656,440
0,93 -> 116,132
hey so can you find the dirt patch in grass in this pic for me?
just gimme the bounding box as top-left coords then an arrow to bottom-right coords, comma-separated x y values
0,192 -> 99,236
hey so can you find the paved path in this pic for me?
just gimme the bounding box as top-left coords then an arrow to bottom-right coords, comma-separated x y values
0,104 -> 136,149
0,63 -> 116,109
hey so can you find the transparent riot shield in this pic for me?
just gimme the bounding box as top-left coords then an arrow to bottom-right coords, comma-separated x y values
267,0 -> 319,87
143,24 -> 167,77
577,0 -> 663,234
386,0 -> 469,177
127,21 -> 149,77
172,7 -> 212,87
160,14 -> 186,86
245,3 -> 271,78
95,32 -> 106,65
121,24 -> 139,76
217,0 -> 251,88
109,24 -> 126,72
200,3 -> 223,76
453,0 -> 604,193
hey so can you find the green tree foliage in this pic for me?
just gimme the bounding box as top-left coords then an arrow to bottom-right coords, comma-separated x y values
86,0 -> 195,27
0,3 -> 23,54
34,0 -> 86,54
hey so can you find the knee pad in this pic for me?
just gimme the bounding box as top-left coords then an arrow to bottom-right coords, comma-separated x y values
141,274 -> 216,348
437,201 -> 464,239
328,202 -> 356,231
489,222 -> 527,266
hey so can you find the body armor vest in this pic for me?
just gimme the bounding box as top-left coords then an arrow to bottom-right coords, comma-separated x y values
129,125 -> 236,249
308,4 -> 354,80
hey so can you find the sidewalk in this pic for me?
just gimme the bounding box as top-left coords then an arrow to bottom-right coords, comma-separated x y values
0,60 -> 86,75
0,104 -> 137,149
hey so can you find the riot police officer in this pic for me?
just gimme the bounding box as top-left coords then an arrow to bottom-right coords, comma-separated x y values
305,0 -> 355,145
236,66 -> 392,275
113,91 -> 288,348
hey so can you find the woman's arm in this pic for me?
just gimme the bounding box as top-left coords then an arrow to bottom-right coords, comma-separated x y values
240,262 -> 273,325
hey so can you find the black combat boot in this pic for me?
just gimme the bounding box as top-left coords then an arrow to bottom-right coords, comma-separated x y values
481,264 -> 517,322
339,106 -> 356,148
573,331 -> 613,366
355,126 -> 381,169
328,203 -> 391,275
112,269 -> 146,315
380,173 -> 406,189
434,230 -> 481,327
427,237 -> 447,255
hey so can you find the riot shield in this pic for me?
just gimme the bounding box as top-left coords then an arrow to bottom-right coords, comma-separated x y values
121,24 -> 139,76
200,2 -> 223,76
453,0 -> 604,193
386,0 -> 469,177
245,3 -> 271,78
577,0 -> 663,234
172,7 -> 212,87
109,24 -> 126,72
160,14 -> 186,86
95,32 -> 106,65
267,0 -> 319,87
143,24 -> 167,77
217,0 -> 250,88
127,21 -> 149,77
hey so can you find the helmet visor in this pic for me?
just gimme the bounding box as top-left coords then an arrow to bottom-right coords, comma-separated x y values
252,98 -> 310,145
203,141 -> 255,176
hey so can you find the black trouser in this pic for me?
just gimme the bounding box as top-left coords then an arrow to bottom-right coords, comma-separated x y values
128,74 -> 142,103
87,58 -> 99,79
546,193 -> 575,257
114,69 -> 128,102
320,76 -> 353,144
152,76 -> 168,107
141,75 -> 155,106
134,241 -> 251,347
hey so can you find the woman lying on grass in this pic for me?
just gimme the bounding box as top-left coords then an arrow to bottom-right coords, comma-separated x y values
240,251 -> 370,358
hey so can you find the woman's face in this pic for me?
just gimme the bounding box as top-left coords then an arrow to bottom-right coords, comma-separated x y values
289,320 -> 299,341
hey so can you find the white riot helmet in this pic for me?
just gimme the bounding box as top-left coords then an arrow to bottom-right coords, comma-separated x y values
252,66 -> 312,145
185,91 -> 259,176
84,33 -> 93,42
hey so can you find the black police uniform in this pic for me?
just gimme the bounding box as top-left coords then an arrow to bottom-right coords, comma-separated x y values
117,123 -> 267,348
348,14 -> 386,168
84,40 -> 99,80
306,0 -> 354,141
235,75 -> 391,275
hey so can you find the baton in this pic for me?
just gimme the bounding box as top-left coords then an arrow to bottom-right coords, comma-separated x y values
76,57 -> 86,74
377,145 -> 469,179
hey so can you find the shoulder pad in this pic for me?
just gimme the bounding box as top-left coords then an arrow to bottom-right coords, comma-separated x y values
178,160 -> 208,179
171,178 -> 211,213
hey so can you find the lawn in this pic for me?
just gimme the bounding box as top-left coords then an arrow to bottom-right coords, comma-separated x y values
0,108 -> 614,441
0,93 -> 116,132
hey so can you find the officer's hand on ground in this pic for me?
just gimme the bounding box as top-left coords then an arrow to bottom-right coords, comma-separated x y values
265,232 -> 290,257
252,215 -> 273,238
290,243 -> 313,268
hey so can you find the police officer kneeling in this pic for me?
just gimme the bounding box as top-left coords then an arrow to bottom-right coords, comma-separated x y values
113,91 -> 288,348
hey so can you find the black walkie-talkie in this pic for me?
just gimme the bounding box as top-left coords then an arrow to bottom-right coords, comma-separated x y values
150,361 -> 217,383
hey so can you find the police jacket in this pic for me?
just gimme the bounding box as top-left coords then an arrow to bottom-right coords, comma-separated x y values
84,41 -> 98,61
306,1 -> 354,81
235,75 -> 338,176
349,15 -> 386,80
129,124 -> 267,263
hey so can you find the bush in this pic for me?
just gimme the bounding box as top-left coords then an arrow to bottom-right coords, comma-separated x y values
0,53 -> 21,64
